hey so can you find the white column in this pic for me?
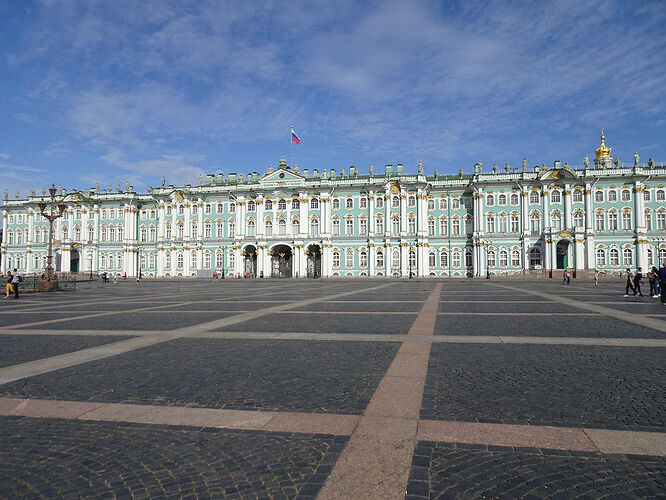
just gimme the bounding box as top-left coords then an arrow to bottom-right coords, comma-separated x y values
541,187 -> 549,230
574,237 -> 585,270
584,184 -> 593,231
158,203 -> 165,240
564,184 -> 572,229
400,190 -> 407,238
257,197 -> 265,238
585,235 -> 596,269
369,244 -> 376,275
184,198 -> 191,239
521,188 -> 529,232
0,211 -> 6,273
401,243 -> 408,277
368,191 -> 375,237
198,198 -> 204,240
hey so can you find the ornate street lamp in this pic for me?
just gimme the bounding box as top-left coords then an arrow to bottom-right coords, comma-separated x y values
38,184 -> 67,289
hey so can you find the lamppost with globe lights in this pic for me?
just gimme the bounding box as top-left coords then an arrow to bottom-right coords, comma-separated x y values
38,184 -> 66,288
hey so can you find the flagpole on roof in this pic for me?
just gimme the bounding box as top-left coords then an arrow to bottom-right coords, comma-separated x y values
290,125 -> 293,169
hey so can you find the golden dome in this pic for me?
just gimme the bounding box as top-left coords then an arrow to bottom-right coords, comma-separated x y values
595,129 -> 611,159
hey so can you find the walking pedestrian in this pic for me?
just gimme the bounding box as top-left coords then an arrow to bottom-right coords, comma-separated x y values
633,267 -> 644,296
648,267 -> 659,298
594,269 -> 600,286
659,262 -> 666,306
562,269 -> 570,285
11,269 -> 21,299
4,272 -> 13,299
624,268 -> 635,297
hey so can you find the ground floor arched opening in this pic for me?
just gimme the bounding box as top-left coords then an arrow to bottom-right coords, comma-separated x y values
242,245 -> 257,277
556,240 -> 571,269
70,249 -> 80,273
270,244 -> 292,278
306,244 -> 321,278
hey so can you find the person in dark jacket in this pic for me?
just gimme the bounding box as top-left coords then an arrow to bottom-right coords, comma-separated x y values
659,262 -> 666,305
633,267 -> 643,297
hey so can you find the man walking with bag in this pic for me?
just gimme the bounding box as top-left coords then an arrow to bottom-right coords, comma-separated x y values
12,268 -> 21,299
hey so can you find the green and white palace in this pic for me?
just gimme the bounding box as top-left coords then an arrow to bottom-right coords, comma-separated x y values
2,132 -> 666,278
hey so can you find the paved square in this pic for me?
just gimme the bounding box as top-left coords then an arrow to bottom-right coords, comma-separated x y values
0,278 -> 664,498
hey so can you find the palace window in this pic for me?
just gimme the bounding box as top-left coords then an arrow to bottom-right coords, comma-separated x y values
228,252 -> 235,271
573,212 -> 584,228
332,251 -> 340,267
34,228 -> 40,243
622,212 -> 632,230
657,213 -> 665,231
409,249 -> 416,268
428,218 -> 435,236
392,217 -> 400,235
205,204 -> 211,215
216,252 -> 224,269
621,189 -> 631,202
177,224 -> 184,239
166,253 -> 172,269
392,250 -> 400,268
310,218 -> 320,236
487,250 -> 496,268
499,214 -> 508,233
551,213 -> 562,231
191,251 -> 197,269
109,209 -> 116,219
204,222 -> 211,239
265,199 -> 273,210
191,222 -> 198,239
247,201 -> 256,212
609,248 -> 619,266
429,252 -> 436,267
499,249 -> 508,267
427,200 -> 435,210
644,190 -> 651,202
360,218 -> 368,235
408,216 -> 416,235
452,251 -> 461,267
332,198 -> 340,210
463,198 -> 472,209
573,189 -> 583,202
375,216 -> 383,235
107,227 -> 113,241
140,227 -> 147,242
510,193 -> 519,205
7,231 -> 14,245
451,198 -> 460,210
439,198 -> 447,210
278,219 -> 286,235
292,218 -> 300,234
392,196 -> 400,208
511,249 -> 520,267
75,210 -> 81,220
408,195 -> 416,208
178,205 -> 184,216
140,254 -> 146,270
596,248 -> 606,267
498,194 -> 507,206
376,251 -> 384,268
345,218 -> 354,236
247,220 -> 256,237
608,212 -> 618,231
440,250 -> 448,267
486,214 -> 495,233
623,248 -> 633,266
292,199 -> 300,210
346,198 -> 353,209
278,199 -> 287,211
192,204 -> 199,215
511,214 -> 520,232
452,218 -> 460,236
439,217 -> 447,236
332,219 -> 340,236
166,205 -> 172,216
216,221 -> 224,239
595,212 -> 605,231
659,248 -> 666,264
486,194 -> 495,207
595,190 -> 604,203
608,190 -> 617,202
310,198 -> 319,209
376,197 -> 383,209
529,247 -> 541,268
229,221 -> 235,238
645,212 -> 652,231
265,219 -> 272,237
360,251 -> 368,267
346,250 -> 354,267
530,191 -> 540,204
117,254 -> 123,269
550,191 -> 561,203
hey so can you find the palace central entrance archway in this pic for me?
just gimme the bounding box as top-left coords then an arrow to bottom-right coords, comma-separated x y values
306,244 -> 321,278
242,245 -> 257,278
271,244 -> 292,278
70,249 -> 80,273
556,240 -> 570,269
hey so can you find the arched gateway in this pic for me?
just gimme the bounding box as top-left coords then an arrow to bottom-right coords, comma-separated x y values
271,244 -> 292,278
242,245 -> 257,278
306,244 -> 321,278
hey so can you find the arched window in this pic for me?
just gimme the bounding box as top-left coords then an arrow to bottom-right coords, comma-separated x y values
345,217 -> 354,236
409,249 -> 417,268
498,213 -> 508,233
278,219 -> 286,235
439,198 -> 447,210
529,247 -> 541,268
622,211 -> 632,230
551,213 -> 562,231
407,195 -> 416,207
165,223 -> 172,240
359,218 -> 368,235
310,217 -> 319,236
465,249 -> 473,267
429,252 -> 436,267
530,191 -> 540,204
292,217 -> 300,234
204,222 -> 211,238
376,251 -> 384,268
100,254 -> 106,269
622,248 -> 633,266
486,194 -> 495,207
360,251 -> 368,267
332,251 -> 340,267
247,200 -> 256,212
427,200 -> 435,210
228,251 -> 235,271
550,190 -> 561,203
452,217 -> 460,235
35,228 -> 40,243
510,193 -> 519,205
595,211 -> 605,231
216,220 -> 224,239
265,199 -> 273,210
177,252 -> 184,268
621,189 -> 631,202
345,249 -> 354,267
595,190 -> 604,203
204,203 -> 211,215
265,219 -> 273,237
608,190 -> 617,202
609,248 -> 619,266
191,251 -> 197,269
117,254 -> 123,269
486,214 -> 495,233
228,221 -> 235,238
247,220 -> 256,237
191,222 -> 198,239
487,250 -> 496,268
360,197 -> 367,209
392,216 -> 400,235
573,189 -> 583,202
165,252 -> 172,270
178,204 -> 184,215
511,249 -> 520,267
656,190 -> 665,202
440,250 -> 448,267
499,249 -> 508,267
439,217 -> 447,236
292,199 -> 300,210
427,218 -> 435,236
107,226 -> 113,242
498,194 -> 507,206
376,196 -> 384,209
659,248 -> 666,265
392,196 -> 400,208
644,189 -> 651,202
573,212 -> 584,228
346,197 -> 353,209
277,199 -> 286,211
510,213 -> 520,232
216,252 -> 224,269
392,250 -> 400,268
375,216 -> 384,235
140,227 -> 147,242
452,250 -> 461,267
332,198 -> 340,210
192,204 -> 198,216
310,198 -> 319,209
408,215 -> 416,234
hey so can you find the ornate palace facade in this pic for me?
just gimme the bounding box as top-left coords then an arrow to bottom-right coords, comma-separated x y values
2,134 -> 666,278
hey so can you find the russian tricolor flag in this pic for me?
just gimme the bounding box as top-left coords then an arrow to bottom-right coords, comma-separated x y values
291,128 -> 301,144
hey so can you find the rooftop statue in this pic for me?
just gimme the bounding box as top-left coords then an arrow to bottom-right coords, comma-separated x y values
634,152 -> 640,167
504,163 -> 510,172
648,157 -> 655,168
418,161 -> 424,175
522,158 -> 527,172
614,156 -> 620,168
492,163 -> 498,173
584,154 -> 589,168
161,176 -> 165,187
369,164 -> 373,175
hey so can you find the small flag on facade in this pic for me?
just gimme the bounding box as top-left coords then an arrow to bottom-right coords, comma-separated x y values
291,128 -> 301,144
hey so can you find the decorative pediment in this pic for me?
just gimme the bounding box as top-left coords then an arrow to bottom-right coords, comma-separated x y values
259,169 -> 305,187
538,166 -> 578,181
62,191 -> 91,203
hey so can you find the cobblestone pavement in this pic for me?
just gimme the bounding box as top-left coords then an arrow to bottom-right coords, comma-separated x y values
0,278 -> 663,498
0,334 -> 134,368
422,343 -> 666,430
0,338 -> 400,414
406,441 -> 666,500
0,416 -> 346,499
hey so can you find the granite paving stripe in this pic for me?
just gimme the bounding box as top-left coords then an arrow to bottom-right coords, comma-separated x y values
0,339 -> 400,414
438,302 -> 582,313
0,416 -> 345,499
33,312 -> 241,331
434,314 -> 664,338
494,282 -> 666,333
421,343 -> 666,431
406,442 -> 666,499
438,311 -> 602,316
319,284 -> 441,500
293,301 -> 423,312
584,428 -> 666,456
0,334 -> 134,369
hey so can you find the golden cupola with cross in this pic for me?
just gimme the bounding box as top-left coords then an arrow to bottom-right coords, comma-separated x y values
594,129 -> 613,169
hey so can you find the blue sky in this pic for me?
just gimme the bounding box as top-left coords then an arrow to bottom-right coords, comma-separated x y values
1,0 -> 665,197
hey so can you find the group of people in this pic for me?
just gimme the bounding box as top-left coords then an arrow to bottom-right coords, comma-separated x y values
3,269 -> 22,299
100,272 -> 140,284
625,265 -> 666,302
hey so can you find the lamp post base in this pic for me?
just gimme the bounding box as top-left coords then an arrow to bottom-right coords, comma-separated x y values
38,280 -> 57,292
